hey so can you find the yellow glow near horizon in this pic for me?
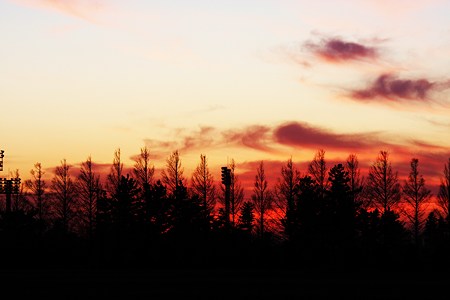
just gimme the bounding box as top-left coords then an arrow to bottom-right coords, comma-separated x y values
1,0 -> 449,194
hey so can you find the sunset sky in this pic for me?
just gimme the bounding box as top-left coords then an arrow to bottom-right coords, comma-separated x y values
1,0 -> 450,194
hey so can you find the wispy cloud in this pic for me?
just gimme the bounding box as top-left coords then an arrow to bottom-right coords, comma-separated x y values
427,118 -> 450,128
188,105 -> 226,115
181,126 -> 216,152
143,125 -> 278,158
222,125 -> 275,152
142,126 -> 219,161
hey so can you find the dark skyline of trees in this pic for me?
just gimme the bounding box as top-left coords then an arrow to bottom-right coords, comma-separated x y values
1,146 -> 450,272
4,147 -> 449,234
4,148 -> 448,229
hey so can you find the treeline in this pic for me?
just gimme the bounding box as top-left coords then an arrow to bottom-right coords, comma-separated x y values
1,147 -> 450,272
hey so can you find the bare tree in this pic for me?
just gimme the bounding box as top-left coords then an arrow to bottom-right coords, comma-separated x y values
366,151 -> 401,213
402,158 -> 431,245
229,160 -> 245,225
133,146 -> 155,224
107,148 -> 123,198
25,162 -> 48,224
345,154 -> 364,207
161,150 -> 186,200
274,157 -> 300,236
133,146 -> 155,190
51,159 -> 77,233
308,149 -> 328,199
77,156 -> 102,239
437,158 -> 450,221
191,154 -> 216,214
251,161 -> 273,238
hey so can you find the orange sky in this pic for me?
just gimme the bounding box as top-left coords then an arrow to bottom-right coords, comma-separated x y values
1,0 -> 449,205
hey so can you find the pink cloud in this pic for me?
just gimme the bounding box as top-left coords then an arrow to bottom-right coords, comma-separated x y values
350,74 -> 442,102
274,122 -> 385,151
305,37 -> 379,63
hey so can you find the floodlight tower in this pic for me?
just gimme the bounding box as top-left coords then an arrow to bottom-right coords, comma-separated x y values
0,150 -> 4,172
0,150 -> 21,213
221,166 -> 231,226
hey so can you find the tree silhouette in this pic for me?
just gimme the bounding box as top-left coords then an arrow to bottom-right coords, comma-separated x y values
274,157 -> 300,239
106,148 -> 123,198
25,162 -> 49,227
98,148 -> 124,239
133,146 -> 154,190
402,158 -> 431,246
77,156 -> 101,239
10,169 -> 30,213
345,154 -> 364,207
146,179 -> 170,236
108,174 -> 141,266
51,159 -> 77,234
423,210 -> 445,253
161,151 -> 209,241
308,149 -> 328,199
251,161 -> 272,239
379,209 -> 408,252
366,151 -> 401,213
133,146 -> 155,226
291,175 -> 320,265
163,177 -> 208,268
133,147 -> 155,187
238,201 -> 255,233
114,174 -> 140,228
161,150 -> 186,200
191,154 -> 216,215
9,146 -> 450,276
229,160 -> 245,226
326,163 -> 358,264
437,158 -> 450,221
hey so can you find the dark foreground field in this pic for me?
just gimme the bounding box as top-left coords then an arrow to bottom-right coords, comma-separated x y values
0,268 -> 447,299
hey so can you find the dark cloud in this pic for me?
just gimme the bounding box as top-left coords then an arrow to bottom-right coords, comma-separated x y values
351,74 -> 439,102
305,37 -> 379,62
274,122 -> 382,151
